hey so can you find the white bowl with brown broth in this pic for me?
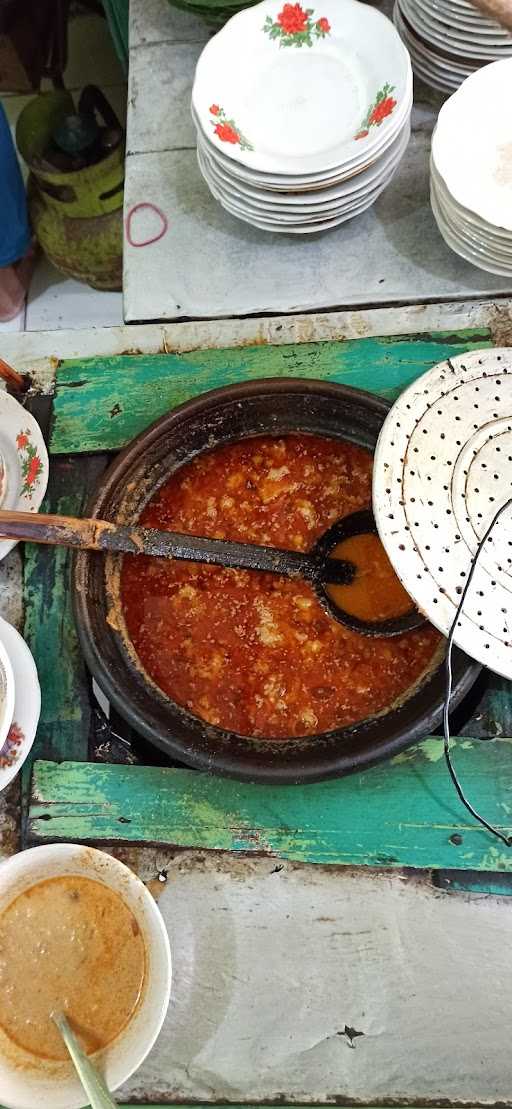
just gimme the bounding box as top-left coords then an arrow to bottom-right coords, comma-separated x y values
0,844 -> 172,1109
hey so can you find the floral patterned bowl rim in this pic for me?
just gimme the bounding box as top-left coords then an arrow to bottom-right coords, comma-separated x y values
192,0 -> 412,175
0,617 -> 40,793
432,59 -> 512,232
192,74 -> 412,189
193,116 -> 410,209
0,389 -> 49,563
198,117 -> 411,215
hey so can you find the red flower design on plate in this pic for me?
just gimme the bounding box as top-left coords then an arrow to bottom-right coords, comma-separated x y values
369,95 -> 397,125
278,3 -> 308,32
355,83 -> 397,139
16,427 -> 44,499
209,106 -> 253,151
0,721 -> 24,769
263,4 -> 331,45
26,454 -> 42,488
215,122 -> 240,144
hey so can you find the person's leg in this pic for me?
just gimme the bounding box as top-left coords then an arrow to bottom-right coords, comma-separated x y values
0,100 -> 32,321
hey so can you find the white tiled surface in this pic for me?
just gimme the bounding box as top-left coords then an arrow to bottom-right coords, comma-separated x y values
0,10 -> 126,332
25,258 -> 123,332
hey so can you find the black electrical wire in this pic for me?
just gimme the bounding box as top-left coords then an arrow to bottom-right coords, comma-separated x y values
444,496 -> 512,847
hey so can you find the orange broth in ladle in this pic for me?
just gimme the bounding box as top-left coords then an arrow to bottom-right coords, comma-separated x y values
121,434 -> 440,738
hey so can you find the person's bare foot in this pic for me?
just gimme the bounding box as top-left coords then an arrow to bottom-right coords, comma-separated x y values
0,246 -> 36,323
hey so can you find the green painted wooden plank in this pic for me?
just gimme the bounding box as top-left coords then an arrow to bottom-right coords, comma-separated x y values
22,456 -> 107,780
51,332 -> 493,454
28,736 -> 512,871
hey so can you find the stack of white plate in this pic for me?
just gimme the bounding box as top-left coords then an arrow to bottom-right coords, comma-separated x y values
191,0 -> 413,233
393,0 -> 512,93
431,60 -> 512,275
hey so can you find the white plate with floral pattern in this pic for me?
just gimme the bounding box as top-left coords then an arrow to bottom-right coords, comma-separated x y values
0,390 -> 49,562
198,117 -> 410,214
192,78 -> 412,189
0,616 -> 40,792
192,0 -> 411,175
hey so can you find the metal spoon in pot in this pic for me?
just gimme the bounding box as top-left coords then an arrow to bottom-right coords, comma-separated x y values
0,506 -> 424,637
52,1013 -> 118,1109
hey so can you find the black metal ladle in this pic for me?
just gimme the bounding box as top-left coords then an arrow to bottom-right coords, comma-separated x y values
0,506 -> 424,637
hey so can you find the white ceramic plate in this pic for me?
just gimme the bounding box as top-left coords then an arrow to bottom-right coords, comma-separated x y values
416,0 -> 512,37
192,0 -> 411,174
432,0 -> 506,20
431,186 -> 512,274
192,80 -> 413,189
198,117 -> 410,210
399,0 -> 512,55
0,390 -> 49,562
0,637 -> 14,757
432,60 -> 512,231
395,5 -> 477,72
394,13 -> 464,91
0,617 -> 40,792
0,844 -> 172,1109
431,157 -> 512,246
432,179 -> 512,263
200,144 -> 401,231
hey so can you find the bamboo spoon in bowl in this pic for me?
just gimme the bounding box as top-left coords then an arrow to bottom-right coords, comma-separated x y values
52,1013 -> 118,1109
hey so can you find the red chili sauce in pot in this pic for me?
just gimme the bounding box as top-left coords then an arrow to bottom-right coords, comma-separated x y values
121,434 -> 440,739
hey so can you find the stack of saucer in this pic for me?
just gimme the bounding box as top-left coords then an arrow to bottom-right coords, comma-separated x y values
431,60 -> 512,275
192,0 -> 413,233
393,0 -> 512,93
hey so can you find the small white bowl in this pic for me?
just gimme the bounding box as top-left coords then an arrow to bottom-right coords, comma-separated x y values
0,636 -> 15,754
0,844 -> 172,1109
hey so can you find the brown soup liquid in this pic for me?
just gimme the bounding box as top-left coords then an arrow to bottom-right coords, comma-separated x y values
0,875 -> 146,1061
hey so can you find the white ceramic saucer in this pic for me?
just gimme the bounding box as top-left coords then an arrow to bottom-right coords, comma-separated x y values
0,616 -> 40,792
399,0 -> 512,55
192,0 -> 411,175
197,115 -> 411,209
432,60 -> 512,232
0,390 -> 49,562
192,77 -> 413,189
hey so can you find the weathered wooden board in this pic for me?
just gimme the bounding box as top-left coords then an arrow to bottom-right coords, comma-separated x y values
28,739 -> 512,872
112,855 -> 512,1105
51,332 -> 493,454
0,299 -> 510,379
22,456 -> 108,782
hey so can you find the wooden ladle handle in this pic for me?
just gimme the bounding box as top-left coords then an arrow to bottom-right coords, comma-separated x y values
0,508 -> 354,583
0,509 -> 125,552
